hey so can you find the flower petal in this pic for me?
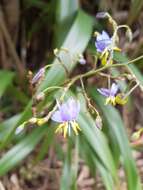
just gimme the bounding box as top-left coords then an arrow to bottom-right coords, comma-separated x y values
97,88 -> 111,97
59,101 -> 72,121
95,31 -> 112,53
53,98 -> 80,122
79,57 -> 86,65
67,99 -> 80,120
51,110 -> 63,123
96,31 -> 110,41
110,83 -> 118,96
32,68 -> 45,85
95,39 -> 111,53
101,31 -> 110,40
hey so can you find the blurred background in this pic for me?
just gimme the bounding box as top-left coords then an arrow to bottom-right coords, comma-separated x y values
0,0 -> 143,190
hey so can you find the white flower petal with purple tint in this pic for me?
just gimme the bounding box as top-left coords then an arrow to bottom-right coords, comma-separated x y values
96,12 -> 107,19
51,98 -> 81,137
52,98 -> 80,123
32,67 -> 45,85
51,110 -> 63,123
95,31 -> 112,53
98,83 -> 119,106
110,83 -> 118,97
79,57 -> 86,65
15,124 -> 24,135
97,88 -> 111,97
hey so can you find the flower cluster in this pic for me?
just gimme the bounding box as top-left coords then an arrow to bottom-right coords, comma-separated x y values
18,12 -> 135,139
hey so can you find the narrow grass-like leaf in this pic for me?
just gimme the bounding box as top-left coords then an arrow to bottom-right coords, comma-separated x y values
78,112 -> 117,180
90,89 -> 142,190
79,136 -> 114,190
39,10 -> 93,91
0,125 -> 48,176
0,70 -> 14,98
128,0 -> 143,24
55,0 -> 79,46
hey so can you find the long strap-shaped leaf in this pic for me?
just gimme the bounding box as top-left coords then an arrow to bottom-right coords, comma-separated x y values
0,126 -> 48,176
39,10 -> 93,91
90,90 -> 142,190
0,10 -> 94,172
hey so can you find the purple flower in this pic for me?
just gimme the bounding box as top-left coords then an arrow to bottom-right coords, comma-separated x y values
51,98 -> 81,137
32,67 -> 45,85
95,31 -> 112,53
97,83 -> 118,105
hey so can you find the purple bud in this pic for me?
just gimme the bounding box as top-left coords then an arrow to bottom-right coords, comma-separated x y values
96,12 -> 107,19
79,57 -> 86,65
32,68 -> 45,85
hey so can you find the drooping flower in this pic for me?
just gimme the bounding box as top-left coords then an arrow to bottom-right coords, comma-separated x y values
31,67 -> 45,85
97,83 -> 118,105
95,31 -> 121,65
51,98 -> 81,138
95,31 -> 112,53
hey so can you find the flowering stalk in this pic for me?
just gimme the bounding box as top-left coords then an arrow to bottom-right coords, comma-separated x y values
17,12 -> 143,139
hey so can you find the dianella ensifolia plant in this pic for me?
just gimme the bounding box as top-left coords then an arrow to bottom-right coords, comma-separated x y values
11,11 -> 143,190
17,12 -> 141,137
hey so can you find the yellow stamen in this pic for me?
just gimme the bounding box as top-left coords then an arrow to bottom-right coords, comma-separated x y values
63,123 -> 68,138
115,94 -> 128,105
55,123 -> 65,133
73,121 -> 81,131
105,97 -> 111,105
71,121 -> 79,135
101,51 -> 109,65
105,97 -> 116,106
113,47 -> 121,51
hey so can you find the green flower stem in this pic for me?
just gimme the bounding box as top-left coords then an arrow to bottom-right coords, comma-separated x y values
43,86 -> 63,93
123,82 -> 139,100
70,54 -> 143,85
20,54 -> 143,128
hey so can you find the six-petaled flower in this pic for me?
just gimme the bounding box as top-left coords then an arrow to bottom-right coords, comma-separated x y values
51,98 -> 81,138
97,83 -> 119,105
95,31 -> 120,65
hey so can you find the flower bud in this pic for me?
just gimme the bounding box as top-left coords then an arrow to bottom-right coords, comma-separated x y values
29,117 -> 37,124
95,115 -> 102,130
78,54 -> 86,65
96,12 -> 107,19
36,92 -> 45,102
31,68 -> 45,85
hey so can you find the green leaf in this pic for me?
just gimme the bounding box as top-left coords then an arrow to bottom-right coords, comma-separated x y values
79,136 -> 114,190
0,70 -> 14,98
128,0 -> 143,24
90,89 -> 142,190
0,125 -> 48,176
78,112 -> 117,180
0,10 -> 93,149
55,0 -> 79,46
39,10 -> 93,91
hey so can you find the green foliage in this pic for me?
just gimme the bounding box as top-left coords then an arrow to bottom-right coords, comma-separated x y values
0,70 -> 14,98
0,1 -> 143,190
